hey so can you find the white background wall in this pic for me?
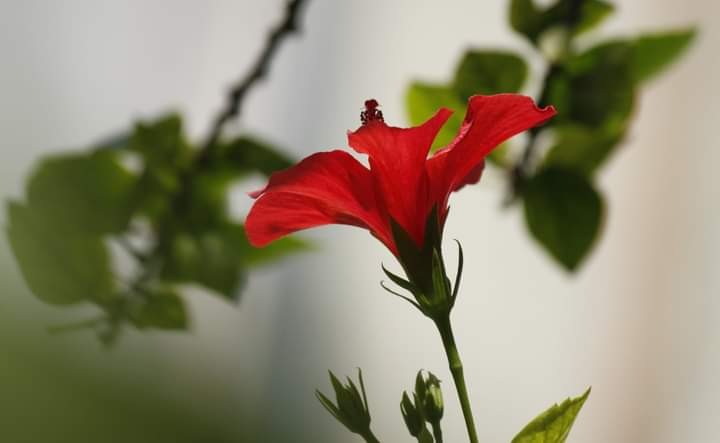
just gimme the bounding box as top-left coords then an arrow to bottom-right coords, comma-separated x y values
1,1 -> 717,442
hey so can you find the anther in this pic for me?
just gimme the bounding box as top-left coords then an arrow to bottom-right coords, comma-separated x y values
360,99 -> 384,125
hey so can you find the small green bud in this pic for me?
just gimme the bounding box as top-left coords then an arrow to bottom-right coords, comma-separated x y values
400,391 -> 423,437
316,369 -> 375,438
423,374 -> 444,423
415,371 -> 444,424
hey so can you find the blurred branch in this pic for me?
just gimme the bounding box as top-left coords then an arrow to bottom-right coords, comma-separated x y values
156,0 -> 310,262
200,0 -> 310,161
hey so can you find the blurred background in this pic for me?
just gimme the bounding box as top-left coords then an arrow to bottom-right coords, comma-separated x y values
0,0 -> 717,442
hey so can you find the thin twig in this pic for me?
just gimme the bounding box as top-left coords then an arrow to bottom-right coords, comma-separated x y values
199,0 -> 309,162
154,0 -> 310,260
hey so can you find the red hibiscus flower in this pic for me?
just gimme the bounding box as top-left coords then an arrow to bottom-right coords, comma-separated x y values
246,94 -> 555,259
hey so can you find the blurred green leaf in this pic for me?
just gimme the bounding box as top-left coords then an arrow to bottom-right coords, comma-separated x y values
523,168 -> 603,271
26,150 -> 137,235
121,114 -> 192,221
510,0 -> 614,44
184,171 -> 236,229
631,28 -> 696,83
128,113 -> 191,170
217,136 -> 294,177
510,0 -> 543,42
229,223 -> 310,267
6,202 -> 115,305
574,0 -> 614,34
129,289 -> 188,330
452,50 -> 528,98
406,82 -> 464,151
543,124 -> 622,176
161,222 -> 306,300
512,388 -> 590,443
161,228 -> 247,301
548,42 -> 635,134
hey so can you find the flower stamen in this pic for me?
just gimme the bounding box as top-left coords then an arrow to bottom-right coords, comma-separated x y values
361,99 -> 384,125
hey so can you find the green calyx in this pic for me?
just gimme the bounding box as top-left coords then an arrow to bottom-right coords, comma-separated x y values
316,369 -> 378,440
382,208 -> 464,321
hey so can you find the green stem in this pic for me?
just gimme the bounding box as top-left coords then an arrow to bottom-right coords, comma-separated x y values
436,317 -> 478,443
431,422 -> 443,443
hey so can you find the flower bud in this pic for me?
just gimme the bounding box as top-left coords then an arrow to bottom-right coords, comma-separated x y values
400,391 -> 423,437
416,371 -> 444,424
423,373 -> 444,423
316,369 -> 374,437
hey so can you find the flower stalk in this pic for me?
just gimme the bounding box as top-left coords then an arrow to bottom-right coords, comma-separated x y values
435,315 -> 478,443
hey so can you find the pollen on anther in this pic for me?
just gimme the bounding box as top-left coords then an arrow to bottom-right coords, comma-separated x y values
361,99 -> 383,125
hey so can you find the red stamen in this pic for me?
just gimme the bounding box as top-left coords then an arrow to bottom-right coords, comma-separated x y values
361,99 -> 384,125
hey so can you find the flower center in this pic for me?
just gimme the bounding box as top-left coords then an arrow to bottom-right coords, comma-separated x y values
361,99 -> 384,125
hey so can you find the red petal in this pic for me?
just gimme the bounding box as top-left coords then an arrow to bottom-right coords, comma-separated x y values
427,94 -> 555,211
347,108 -> 452,246
245,150 -> 394,252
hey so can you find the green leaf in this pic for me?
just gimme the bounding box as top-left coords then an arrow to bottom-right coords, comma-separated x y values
543,124 -> 622,176
128,113 -> 190,170
217,136 -> 294,177
549,42 -> 635,134
6,201 -> 115,305
406,82 -> 464,151
184,170 -> 236,229
406,81 -> 510,165
512,388 -> 590,443
510,0 -> 614,44
522,168 -> 604,271
161,222 -> 308,300
631,28 -> 696,83
229,224 -> 310,267
575,0 -> 614,35
25,150 -> 137,235
129,289 -> 188,330
510,0 -> 543,42
161,228 -> 246,300
452,50 -> 528,99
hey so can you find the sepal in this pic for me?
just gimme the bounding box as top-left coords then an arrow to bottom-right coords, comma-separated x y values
316,368 -> 378,440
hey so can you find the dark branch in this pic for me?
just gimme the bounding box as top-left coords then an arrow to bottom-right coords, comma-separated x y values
199,0 -> 309,160
151,0 -> 309,273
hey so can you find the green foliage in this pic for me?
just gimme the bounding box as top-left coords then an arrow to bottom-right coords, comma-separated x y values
543,124 -> 621,176
523,168 -> 603,271
548,41 -> 636,133
237,232 -> 309,267
216,136 -> 294,176
129,289 -> 188,330
511,388 -> 590,443
631,29 -> 697,82
161,226 -> 247,300
25,150 -> 137,234
6,201 -> 115,305
6,113 -> 305,342
405,1 -> 695,272
452,51 -> 528,99
128,113 -> 191,170
406,82 -> 464,150
510,0 -> 614,44
405,49 -> 527,163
